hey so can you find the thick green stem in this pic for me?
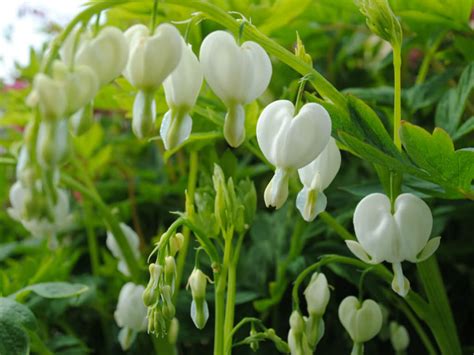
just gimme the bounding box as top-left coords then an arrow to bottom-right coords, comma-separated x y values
223,261 -> 237,354
393,44 -> 402,151
351,342 -> 364,355
319,212 -> 355,241
417,257 -> 462,355
61,174 -> 142,282
84,203 -> 100,275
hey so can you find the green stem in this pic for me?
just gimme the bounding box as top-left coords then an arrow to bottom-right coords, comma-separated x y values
61,173 -> 142,282
151,0 -> 159,30
415,32 -> 445,85
319,212 -> 355,241
417,257 -> 462,355
84,202 -> 100,275
164,0 -> 346,109
224,260 -> 237,354
214,273 -> 226,355
173,150 -> 199,304
393,44 -> 402,151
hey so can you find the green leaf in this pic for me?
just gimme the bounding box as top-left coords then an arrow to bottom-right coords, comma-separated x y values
0,298 -> 37,355
26,282 -> 89,299
0,319 -> 29,355
259,0 -> 312,34
400,122 -> 474,199
453,116 -> 474,141
435,62 -> 474,134
0,298 -> 37,331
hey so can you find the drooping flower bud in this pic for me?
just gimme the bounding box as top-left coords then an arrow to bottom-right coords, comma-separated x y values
167,318 -> 179,344
143,263 -> 162,307
27,73 -> 67,120
65,27 -> 129,86
390,322 -> 409,352
36,119 -> 70,168
114,282 -> 147,350
287,311 -> 312,355
188,268 -> 209,329
123,23 -> 182,139
161,39 -> 203,150
52,60 -> 99,116
106,223 -> 141,276
256,100 -> 332,209
304,272 -> 330,317
297,137 -> 341,221
164,256 -> 177,290
199,31 -> 272,147
347,193 -> 441,296
8,181 -> 70,238
338,296 -> 382,344
169,232 -> 185,256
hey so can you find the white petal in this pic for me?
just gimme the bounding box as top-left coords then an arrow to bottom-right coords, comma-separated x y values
160,110 -> 193,150
353,193 -> 401,263
256,100 -> 294,165
298,137 -> 341,190
394,193 -> 433,262
164,41 -> 203,109
296,188 -> 327,222
416,236 -> 441,262
240,40 -> 272,103
263,168 -> 289,209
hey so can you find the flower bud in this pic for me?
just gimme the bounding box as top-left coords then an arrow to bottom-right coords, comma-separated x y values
114,282 -> 147,332
356,0 -> 402,47
348,192 -> 441,296
143,263 -> 162,307
161,285 -> 176,319
190,298 -> 209,330
338,296 -> 382,343
289,311 -> 305,334
161,39 -> 203,150
200,31 -> 272,147
188,268 -> 207,301
257,100 -> 331,209
167,318 -> 179,344
28,73 -> 67,120
52,60 -> 99,116
390,322 -> 409,352
296,137 -> 341,221
132,90 -> 156,139
164,256 -> 177,289
304,272 -> 330,317
36,119 -> 70,168
169,232 -> 184,256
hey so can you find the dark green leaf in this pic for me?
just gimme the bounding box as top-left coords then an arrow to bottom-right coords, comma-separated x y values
26,282 -> 89,299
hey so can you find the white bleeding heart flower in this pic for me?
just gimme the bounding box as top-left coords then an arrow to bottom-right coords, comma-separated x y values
8,181 -> 71,238
106,223 -> 141,276
36,119 -> 70,168
161,39 -> 203,150
389,322 -> 409,352
64,26 -> 128,87
347,193 -> 441,297
256,100 -> 332,209
338,296 -> 383,344
199,31 -> 272,147
187,268 -> 209,329
123,24 -> 182,139
52,61 -> 99,116
297,137 -> 341,221
114,282 -> 147,350
27,73 -> 67,120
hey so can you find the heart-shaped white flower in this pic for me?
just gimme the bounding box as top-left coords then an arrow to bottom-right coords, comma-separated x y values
338,296 -> 382,344
27,73 -> 67,120
296,137 -> 341,221
161,39 -> 203,150
256,100 -> 331,209
200,31 -> 272,147
73,27 -> 128,86
347,192 -> 441,296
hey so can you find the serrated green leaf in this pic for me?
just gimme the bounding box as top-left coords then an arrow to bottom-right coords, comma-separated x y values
400,122 -> 474,199
26,282 -> 89,299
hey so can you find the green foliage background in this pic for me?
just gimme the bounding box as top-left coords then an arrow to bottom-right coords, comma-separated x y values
0,0 -> 473,354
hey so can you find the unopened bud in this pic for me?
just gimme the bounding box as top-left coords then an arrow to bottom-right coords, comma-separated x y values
304,272 -> 330,317
167,318 -> 179,344
390,322 -> 409,352
143,263 -> 162,307
169,232 -> 184,256
289,311 -> 305,334
164,256 -> 177,289
188,268 -> 207,300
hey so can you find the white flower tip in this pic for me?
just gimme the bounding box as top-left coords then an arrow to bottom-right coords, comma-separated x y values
264,170 -> 289,209
160,110 -> 193,150
416,236 -> 441,262
224,104 -> 245,147
391,263 -> 410,297
132,91 -> 156,139
296,188 -> 327,222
